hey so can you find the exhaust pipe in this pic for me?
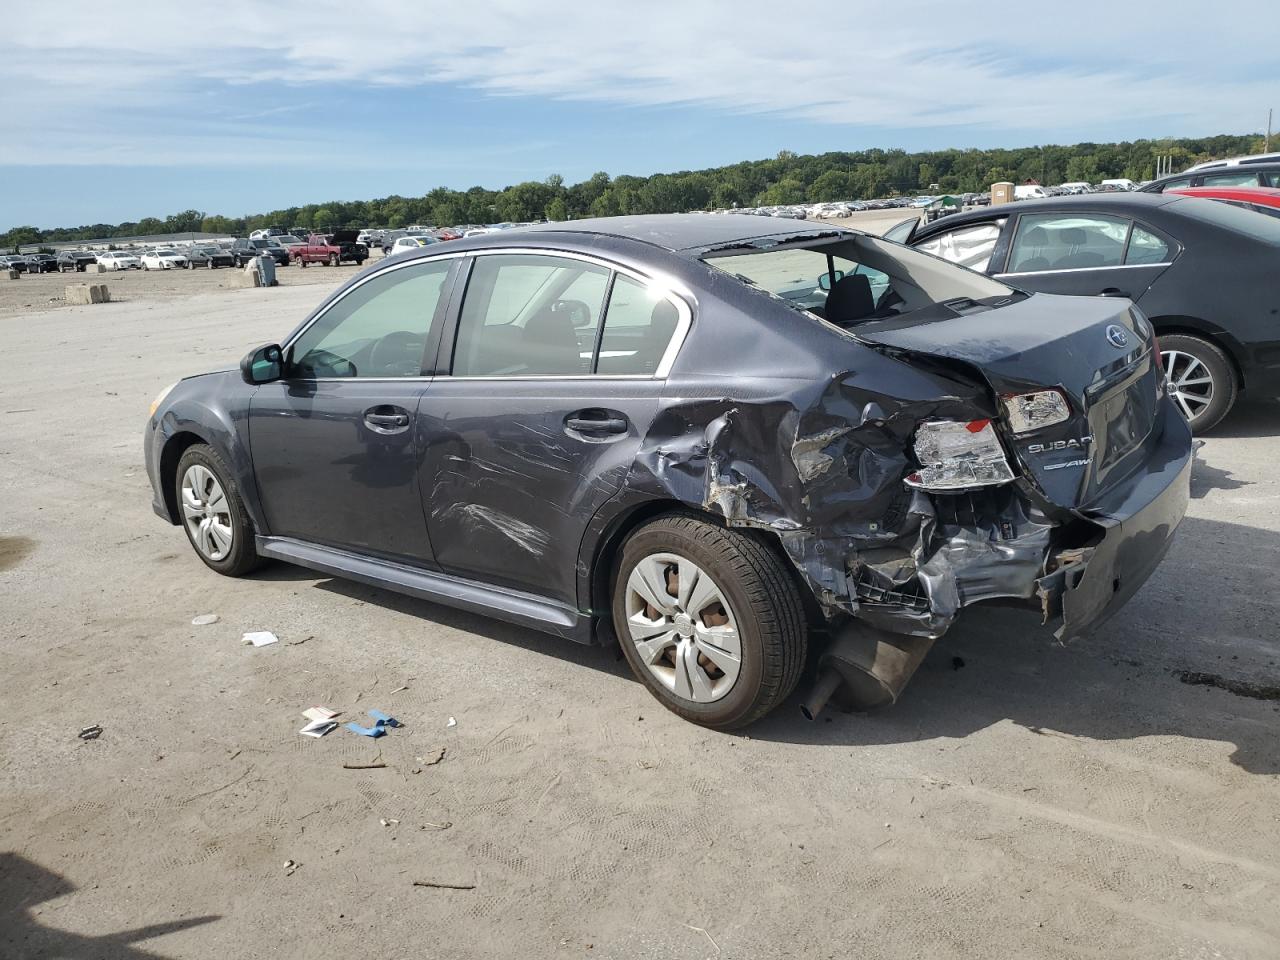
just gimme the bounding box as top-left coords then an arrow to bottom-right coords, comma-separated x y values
800,622 -> 935,720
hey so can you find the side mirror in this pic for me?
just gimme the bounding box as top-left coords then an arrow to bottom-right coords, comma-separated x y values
817,269 -> 845,291
241,343 -> 283,384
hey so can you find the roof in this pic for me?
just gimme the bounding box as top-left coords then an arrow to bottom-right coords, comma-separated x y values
1168,185 -> 1280,207
517,214 -> 849,253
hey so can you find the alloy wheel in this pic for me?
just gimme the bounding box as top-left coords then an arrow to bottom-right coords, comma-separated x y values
180,464 -> 234,561
1162,349 -> 1215,422
624,553 -> 742,703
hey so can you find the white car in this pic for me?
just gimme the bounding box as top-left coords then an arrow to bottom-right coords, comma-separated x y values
97,252 -> 141,270
389,236 -> 436,255
141,249 -> 188,270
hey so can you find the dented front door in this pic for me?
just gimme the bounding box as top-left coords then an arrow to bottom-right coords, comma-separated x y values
416,380 -> 663,605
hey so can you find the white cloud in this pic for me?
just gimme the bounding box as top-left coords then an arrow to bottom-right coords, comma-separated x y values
1,0 -> 1276,165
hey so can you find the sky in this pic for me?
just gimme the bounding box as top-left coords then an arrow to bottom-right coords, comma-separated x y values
2,1 -> 1276,231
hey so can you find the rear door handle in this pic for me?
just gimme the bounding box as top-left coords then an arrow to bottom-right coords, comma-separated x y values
1099,287 -> 1130,298
565,413 -> 628,434
364,406 -> 411,433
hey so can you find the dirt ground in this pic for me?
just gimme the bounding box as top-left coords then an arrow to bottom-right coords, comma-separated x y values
1,222 -> 1278,959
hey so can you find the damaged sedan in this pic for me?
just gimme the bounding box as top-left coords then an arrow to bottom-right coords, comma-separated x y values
144,214 -> 1192,729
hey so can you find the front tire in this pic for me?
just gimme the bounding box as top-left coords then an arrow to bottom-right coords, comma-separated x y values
612,515 -> 807,729
175,444 -> 262,577
1160,333 -> 1237,433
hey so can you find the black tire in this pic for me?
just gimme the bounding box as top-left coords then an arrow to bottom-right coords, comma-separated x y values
612,514 -> 807,729
1159,333 -> 1237,433
174,444 -> 263,577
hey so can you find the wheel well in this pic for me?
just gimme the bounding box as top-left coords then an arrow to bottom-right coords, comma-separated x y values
1149,318 -> 1246,391
587,500 -> 827,645
158,431 -> 206,523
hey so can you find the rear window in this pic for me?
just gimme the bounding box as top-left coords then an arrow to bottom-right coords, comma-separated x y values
703,235 -> 1015,327
1171,196 -> 1280,245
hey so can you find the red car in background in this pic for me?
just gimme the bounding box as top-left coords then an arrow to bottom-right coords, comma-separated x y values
1167,185 -> 1280,218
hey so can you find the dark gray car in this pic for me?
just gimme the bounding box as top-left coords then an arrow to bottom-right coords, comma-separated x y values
145,215 -> 1191,729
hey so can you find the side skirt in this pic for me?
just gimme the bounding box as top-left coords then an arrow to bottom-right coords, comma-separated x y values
255,536 -> 593,644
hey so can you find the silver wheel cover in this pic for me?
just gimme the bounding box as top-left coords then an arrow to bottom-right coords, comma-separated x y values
180,464 -> 234,561
625,553 -> 742,703
1162,349 -> 1215,423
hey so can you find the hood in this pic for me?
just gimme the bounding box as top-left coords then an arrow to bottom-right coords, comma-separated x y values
328,230 -> 360,244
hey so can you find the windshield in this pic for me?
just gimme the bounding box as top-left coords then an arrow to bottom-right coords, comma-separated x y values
703,235 -> 1015,324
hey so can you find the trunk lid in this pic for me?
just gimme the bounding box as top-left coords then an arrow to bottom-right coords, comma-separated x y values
854,292 -> 1166,510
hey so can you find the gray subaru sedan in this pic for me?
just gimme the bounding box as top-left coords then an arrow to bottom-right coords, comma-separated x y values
145,214 -> 1192,729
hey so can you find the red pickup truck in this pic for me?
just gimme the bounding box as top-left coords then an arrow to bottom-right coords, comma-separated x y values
293,230 -> 368,267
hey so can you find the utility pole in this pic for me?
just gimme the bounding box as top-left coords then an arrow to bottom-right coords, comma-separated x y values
1267,109 -> 1272,153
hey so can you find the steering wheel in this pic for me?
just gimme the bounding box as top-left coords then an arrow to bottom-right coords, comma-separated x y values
367,330 -> 426,376
551,299 -> 592,328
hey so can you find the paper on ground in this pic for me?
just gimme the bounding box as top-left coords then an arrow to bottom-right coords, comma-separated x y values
243,631 -> 279,647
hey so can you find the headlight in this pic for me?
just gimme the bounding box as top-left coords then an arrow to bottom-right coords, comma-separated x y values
906,419 -> 1016,491
149,381 -> 178,418
1001,389 -> 1071,434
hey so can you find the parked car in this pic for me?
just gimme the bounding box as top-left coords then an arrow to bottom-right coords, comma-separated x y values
183,245 -> 236,269
292,231 -> 368,267
145,213 -> 1190,729
56,251 -> 101,272
1139,159 -> 1280,194
1014,185 -> 1051,200
97,251 -> 141,270
885,192 -> 1280,431
231,238 -> 290,267
24,254 -> 59,273
141,249 -> 188,270
388,235 -> 438,255
270,235 -> 306,251
1167,185 -> 1280,218
0,255 -> 29,273
249,227 -> 287,240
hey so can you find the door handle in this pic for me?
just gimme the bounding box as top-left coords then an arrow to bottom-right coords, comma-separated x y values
1099,287 -> 1131,298
364,407 -> 411,433
565,414 -> 628,434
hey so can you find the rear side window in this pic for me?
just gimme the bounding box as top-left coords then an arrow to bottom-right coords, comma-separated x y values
452,254 -> 608,376
1125,226 -> 1171,264
1263,172 -> 1280,188
1007,214 -> 1129,271
915,220 -> 1005,271
1174,196 -> 1280,245
1201,171 -> 1263,188
596,275 -> 682,376
1156,177 -> 1193,191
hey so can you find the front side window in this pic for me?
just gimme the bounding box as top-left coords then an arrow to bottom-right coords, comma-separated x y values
1007,214 -> 1129,272
289,260 -> 451,378
452,254 -> 609,376
1156,177 -> 1193,192
1262,172 -> 1280,188
915,220 -> 1006,272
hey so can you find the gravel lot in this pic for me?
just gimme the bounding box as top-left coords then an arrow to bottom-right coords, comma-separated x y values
2,227 -> 1278,959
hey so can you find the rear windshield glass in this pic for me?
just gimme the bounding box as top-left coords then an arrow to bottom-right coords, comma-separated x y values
1171,196 -> 1280,245
703,234 -> 1015,326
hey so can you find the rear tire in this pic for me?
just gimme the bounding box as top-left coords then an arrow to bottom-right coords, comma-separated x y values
1159,333 -> 1236,433
612,515 -> 807,729
174,444 -> 262,577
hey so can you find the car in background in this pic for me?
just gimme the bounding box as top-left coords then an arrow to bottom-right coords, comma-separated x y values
24,254 -> 59,273
249,227 -> 287,240
270,235 -> 306,251
184,245 -> 237,269
231,238 -> 291,267
141,249 -> 189,270
1,255 -> 29,273
388,235 -> 439,255
144,213 -> 1190,729
1014,185 -> 1051,200
292,231 -> 368,267
886,192 -> 1280,431
1166,185 -> 1280,218
97,251 -> 141,270
1139,159 -> 1280,194
57,251 -> 101,272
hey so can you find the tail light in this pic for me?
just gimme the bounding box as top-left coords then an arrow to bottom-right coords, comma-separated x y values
906,419 -> 1016,491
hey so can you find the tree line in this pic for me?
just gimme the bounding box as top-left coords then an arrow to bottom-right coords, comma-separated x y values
4,133 -> 1264,248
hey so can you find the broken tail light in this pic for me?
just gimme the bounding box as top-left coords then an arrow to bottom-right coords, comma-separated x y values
905,419 -> 1016,492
